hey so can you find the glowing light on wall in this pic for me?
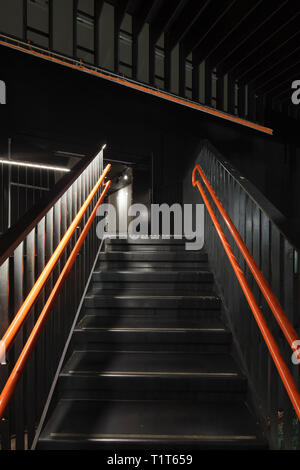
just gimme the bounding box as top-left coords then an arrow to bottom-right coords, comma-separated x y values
0,159 -> 70,173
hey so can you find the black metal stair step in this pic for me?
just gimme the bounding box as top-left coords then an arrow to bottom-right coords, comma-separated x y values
90,287 -> 214,295
76,314 -> 226,332
37,399 -> 265,450
72,315 -> 231,352
92,269 -> 213,284
59,350 -> 246,394
84,294 -> 221,310
106,238 -> 188,251
98,262 -> 209,269
88,285 -> 215,296
81,307 -> 222,320
107,237 -> 188,245
99,251 -> 208,262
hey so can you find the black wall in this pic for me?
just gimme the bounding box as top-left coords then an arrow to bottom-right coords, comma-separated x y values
0,44 -> 299,223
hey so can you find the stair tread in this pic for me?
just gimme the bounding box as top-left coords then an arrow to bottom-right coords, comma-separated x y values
84,295 -> 221,310
61,351 -> 242,376
100,251 -> 207,260
39,399 -> 263,447
107,238 -> 188,245
82,307 -> 221,313
98,264 -> 209,270
86,292 -> 219,299
87,293 -> 217,299
76,315 -> 226,331
93,270 -> 213,279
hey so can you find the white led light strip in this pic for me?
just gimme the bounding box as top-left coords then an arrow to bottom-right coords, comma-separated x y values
0,159 -> 70,173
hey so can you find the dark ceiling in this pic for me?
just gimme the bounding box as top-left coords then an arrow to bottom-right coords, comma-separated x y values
107,0 -> 300,106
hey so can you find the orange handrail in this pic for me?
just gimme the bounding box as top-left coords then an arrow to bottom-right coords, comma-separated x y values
192,166 -> 300,420
0,163 -> 111,358
0,180 -> 111,419
0,37 -> 273,136
193,164 -> 300,360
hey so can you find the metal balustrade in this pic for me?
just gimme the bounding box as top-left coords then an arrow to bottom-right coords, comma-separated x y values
0,155 -> 66,235
0,146 -> 109,449
0,33 -> 273,135
193,140 -> 300,449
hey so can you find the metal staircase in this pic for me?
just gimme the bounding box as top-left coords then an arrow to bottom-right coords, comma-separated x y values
36,237 -> 266,450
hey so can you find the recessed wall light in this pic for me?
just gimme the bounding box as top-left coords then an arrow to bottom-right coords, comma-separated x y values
0,159 -> 70,173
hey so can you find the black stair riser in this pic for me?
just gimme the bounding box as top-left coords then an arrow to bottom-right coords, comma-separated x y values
57,388 -> 248,403
81,308 -> 222,319
91,285 -> 215,295
72,330 -> 231,344
76,314 -> 226,330
58,375 -> 247,394
106,238 -> 188,245
93,271 -> 213,282
69,341 -> 230,353
99,252 -> 208,262
106,244 -> 188,252
84,297 -> 221,309
97,262 -> 209,269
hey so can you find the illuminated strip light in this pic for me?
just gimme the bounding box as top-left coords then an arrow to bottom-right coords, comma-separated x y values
0,39 -> 274,136
0,158 -> 70,173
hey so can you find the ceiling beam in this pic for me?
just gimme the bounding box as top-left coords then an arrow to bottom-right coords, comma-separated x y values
151,0 -> 188,44
114,0 -> 132,72
273,91 -> 294,105
218,0 -> 297,77
115,0 -> 131,29
259,72 -> 299,102
193,0 -> 262,66
182,0 -> 234,57
251,51 -> 300,94
132,0 -> 163,79
254,63 -> 300,96
133,0 -> 163,38
237,29 -> 300,85
94,0 -> 105,18
209,0 -> 287,72
274,92 -> 297,107
234,15 -> 300,82
94,0 -> 105,66
167,0 -> 211,52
